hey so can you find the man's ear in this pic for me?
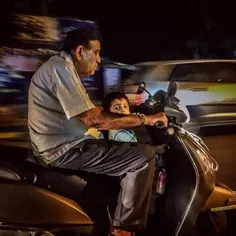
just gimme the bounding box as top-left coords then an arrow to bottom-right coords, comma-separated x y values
74,45 -> 83,61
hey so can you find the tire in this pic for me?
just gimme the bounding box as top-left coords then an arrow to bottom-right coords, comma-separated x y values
224,210 -> 236,236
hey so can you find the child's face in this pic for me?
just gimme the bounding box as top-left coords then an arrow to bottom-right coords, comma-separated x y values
110,98 -> 130,115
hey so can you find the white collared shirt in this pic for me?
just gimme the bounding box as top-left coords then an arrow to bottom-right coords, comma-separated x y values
28,51 -> 95,163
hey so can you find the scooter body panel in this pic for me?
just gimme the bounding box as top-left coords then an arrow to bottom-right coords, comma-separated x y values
0,180 -> 93,227
157,129 -> 216,236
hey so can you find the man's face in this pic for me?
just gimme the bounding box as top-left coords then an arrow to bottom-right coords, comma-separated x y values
74,40 -> 101,77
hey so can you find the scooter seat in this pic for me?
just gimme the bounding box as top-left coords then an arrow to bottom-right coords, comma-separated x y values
0,167 -> 20,181
25,155 -> 78,174
24,155 -> 49,167
24,155 -> 89,183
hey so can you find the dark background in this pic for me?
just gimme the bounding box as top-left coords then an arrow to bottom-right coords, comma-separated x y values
1,0 -> 236,63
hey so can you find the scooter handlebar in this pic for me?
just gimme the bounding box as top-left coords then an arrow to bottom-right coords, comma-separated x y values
155,121 -> 165,128
155,120 -> 175,135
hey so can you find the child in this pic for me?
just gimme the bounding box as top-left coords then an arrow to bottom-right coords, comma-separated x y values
103,92 -> 167,220
103,92 -> 167,217
102,92 -> 138,142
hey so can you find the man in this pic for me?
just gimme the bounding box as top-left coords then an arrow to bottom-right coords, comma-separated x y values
28,21 -> 168,236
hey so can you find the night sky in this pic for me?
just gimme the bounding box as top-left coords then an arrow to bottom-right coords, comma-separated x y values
1,0 -> 236,64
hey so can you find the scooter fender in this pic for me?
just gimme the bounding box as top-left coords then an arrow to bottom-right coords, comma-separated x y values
0,181 -> 93,228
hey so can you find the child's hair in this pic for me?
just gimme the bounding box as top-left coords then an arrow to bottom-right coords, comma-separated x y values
103,92 -> 129,111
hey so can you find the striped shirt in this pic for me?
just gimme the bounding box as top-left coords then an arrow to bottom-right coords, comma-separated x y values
109,129 -> 138,143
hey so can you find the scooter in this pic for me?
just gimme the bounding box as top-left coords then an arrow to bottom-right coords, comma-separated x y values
135,80 -> 236,236
0,80 -> 235,236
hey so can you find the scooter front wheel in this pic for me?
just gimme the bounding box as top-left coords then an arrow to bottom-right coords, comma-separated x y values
188,211 -> 227,236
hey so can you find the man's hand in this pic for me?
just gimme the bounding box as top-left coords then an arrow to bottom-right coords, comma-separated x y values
145,112 -> 168,127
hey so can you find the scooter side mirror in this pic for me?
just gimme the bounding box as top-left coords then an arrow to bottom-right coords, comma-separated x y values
137,82 -> 154,100
137,82 -> 146,94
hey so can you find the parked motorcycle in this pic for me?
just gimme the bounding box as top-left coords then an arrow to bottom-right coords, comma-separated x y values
0,80 -> 235,236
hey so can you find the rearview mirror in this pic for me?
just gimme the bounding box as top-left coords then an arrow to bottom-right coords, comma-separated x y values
137,82 -> 146,94
137,82 -> 153,99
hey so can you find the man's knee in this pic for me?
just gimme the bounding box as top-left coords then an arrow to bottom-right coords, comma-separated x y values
137,143 -> 156,162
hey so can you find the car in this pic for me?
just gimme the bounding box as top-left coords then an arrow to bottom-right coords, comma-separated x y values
126,59 -> 236,133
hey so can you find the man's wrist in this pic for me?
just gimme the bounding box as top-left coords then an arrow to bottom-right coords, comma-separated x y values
137,113 -> 146,126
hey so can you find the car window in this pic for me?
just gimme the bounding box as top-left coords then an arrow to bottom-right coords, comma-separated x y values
170,62 -> 236,83
130,65 -> 157,82
130,64 -> 173,83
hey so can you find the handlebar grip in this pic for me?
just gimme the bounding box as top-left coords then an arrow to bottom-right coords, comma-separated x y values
155,121 -> 165,128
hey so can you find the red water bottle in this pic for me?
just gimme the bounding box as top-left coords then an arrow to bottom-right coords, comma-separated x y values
156,168 -> 166,195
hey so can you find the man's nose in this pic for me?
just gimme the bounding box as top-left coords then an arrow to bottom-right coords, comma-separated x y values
97,55 -> 101,64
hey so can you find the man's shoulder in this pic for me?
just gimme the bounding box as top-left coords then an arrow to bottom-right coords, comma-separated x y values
33,53 -> 71,77
49,52 -> 75,72
48,54 -> 68,67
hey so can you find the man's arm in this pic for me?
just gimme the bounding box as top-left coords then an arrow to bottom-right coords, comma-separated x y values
77,107 -> 168,130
